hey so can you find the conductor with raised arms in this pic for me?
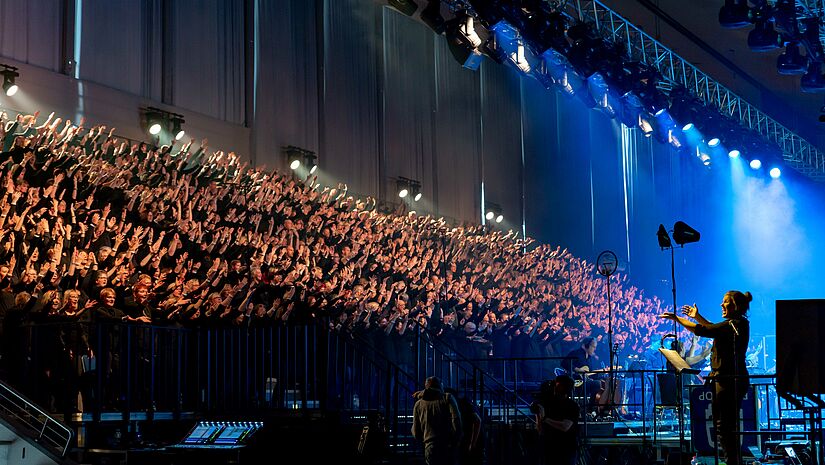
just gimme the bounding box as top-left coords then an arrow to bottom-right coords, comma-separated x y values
660,290 -> 751,465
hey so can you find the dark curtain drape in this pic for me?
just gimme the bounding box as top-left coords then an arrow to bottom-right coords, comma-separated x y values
432,38 -> 482,222
320,0 -> 382,199
253,0 -> 320,166
381,7 -> 436,206
0,0 -> 243,124
169,0 -> 245,124
0,0 -> 63,72
479,61 -> 524,230
79,0 -> 148,96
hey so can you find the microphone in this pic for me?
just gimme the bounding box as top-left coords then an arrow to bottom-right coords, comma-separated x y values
729,320 -> 739,337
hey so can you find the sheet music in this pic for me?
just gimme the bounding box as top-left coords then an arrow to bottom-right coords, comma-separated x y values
659,348 -> 700,374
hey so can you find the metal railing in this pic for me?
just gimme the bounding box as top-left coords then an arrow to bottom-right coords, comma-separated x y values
0,379 -> 73,456
329,322 -> 533,463
559,0 -> 825,180
6,320 -> 821,461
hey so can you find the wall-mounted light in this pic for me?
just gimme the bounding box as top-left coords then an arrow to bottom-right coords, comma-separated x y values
283,145 -> 317,173
142,107 -> 185,139
1,64 -> 20,97
397,176 -> 422,201
485,202 -> 504,223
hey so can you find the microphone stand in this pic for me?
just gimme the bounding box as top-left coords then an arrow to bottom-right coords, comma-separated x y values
596,251 -> 619,419
606,272 -> 616,418
669,243 -> 678,346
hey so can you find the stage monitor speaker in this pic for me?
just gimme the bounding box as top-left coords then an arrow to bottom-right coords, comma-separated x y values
776,299 -> 825,395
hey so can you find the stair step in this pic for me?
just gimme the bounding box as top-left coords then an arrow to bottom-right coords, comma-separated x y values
780,418 -> 811,425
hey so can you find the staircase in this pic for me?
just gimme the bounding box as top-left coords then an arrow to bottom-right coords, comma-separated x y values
328,325 -> 538,464
0,379 -> 74,465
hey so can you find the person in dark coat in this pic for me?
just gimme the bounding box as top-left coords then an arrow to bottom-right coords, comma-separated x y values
412,376 -> 462,465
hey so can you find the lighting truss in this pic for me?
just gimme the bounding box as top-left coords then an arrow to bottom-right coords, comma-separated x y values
556,0 -> 825,180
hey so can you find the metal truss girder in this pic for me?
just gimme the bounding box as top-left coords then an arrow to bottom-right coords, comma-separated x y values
561,0 -> 825,180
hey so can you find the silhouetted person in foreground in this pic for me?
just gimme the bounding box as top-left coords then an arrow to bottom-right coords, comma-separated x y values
412,376 -> 462,465
534,375 -> 579,465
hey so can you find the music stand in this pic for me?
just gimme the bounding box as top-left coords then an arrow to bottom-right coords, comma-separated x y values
659,348 -> 698,458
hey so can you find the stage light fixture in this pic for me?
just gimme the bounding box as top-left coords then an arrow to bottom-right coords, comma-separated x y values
1,65 -> 19,97
729,149 -> 741,158
653,110 -> 677,144
171,115 -> 185,141
455,13 -> 482,49
619,92 -> 643,128
777,43 -> 807,75
719,0 -> 751,28
485,202 -> 503,224
510,42 -> 531,73
696,146 -> 712,166
143,107 -> 186,139
682,123 -> 694,131
143,108 -> 164,136
708,138 -> 720,147
283,145 -> 314,172
445,13 -> 485,70
302,151 -> 318,174
287,151 -> 301,170
668,129 -> 683,149
750,159 -> 763,169
410,180 -> 422,202
586,71 -> 618,115
396,177 -> 420,200
770,167 -> 782,178
638,113 -> 654,137
748,13 -> 782,52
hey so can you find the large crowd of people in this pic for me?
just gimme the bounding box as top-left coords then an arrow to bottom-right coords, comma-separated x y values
0,110 -> 673,392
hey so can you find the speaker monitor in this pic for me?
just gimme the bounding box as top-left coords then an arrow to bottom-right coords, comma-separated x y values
776,299 -> 825,395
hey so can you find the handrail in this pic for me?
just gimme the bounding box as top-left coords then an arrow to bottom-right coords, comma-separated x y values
410,320 -> 536,405
339,321 -> 535,412
0,379 -> 73,456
